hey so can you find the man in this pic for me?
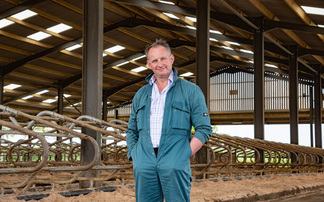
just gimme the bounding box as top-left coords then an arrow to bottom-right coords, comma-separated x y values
126,39 -> 212,202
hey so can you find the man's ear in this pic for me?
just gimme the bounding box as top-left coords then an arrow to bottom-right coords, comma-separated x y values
170,54 -> 175,64
146,60 -> 151,69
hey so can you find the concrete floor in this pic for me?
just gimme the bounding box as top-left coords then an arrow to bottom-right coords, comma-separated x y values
268,189 -> 324,202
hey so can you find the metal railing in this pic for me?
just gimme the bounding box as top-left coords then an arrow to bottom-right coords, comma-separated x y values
0,105 -> 323,195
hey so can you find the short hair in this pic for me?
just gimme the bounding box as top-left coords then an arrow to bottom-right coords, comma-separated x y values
145,38 -> 172,59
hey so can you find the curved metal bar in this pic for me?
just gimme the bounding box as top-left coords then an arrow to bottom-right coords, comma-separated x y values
37,111 -> 125,140
0,106 -> 100,171
0,120 -> 49,174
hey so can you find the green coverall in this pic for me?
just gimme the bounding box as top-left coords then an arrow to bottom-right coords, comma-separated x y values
127,68 -> 212,201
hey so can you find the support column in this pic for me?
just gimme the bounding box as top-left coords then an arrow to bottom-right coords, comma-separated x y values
56,82 -> 64,161
196,0 -> 210,100
0,73 -> 3,105
253,18 -> 264,140
310,86 -> 314,147
102,91 -> 107,158
102,91 -> 108,121
253,18 -> 265,165
58,82 -> 64,115
114,108 -> 118,120
80,0 -> 103,188
195,0 -> 210,178
0,73 -> 3,139
289,45 -> 299,145
314,65 -> 322,148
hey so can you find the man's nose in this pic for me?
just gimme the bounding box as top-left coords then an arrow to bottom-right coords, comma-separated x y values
157,60 -> 163,66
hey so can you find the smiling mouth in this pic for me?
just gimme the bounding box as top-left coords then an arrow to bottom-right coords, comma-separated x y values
156,67 -> 166,71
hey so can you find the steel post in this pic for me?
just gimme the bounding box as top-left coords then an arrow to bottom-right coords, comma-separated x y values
80,0 -> 103,188
253,17 -> 265,140
289,45 -> 299,145
314,65 -> 322,149
195,0 -> 210,179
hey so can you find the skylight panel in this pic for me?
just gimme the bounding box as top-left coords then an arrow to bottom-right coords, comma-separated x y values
4,84 -> 21,90
42,99 -> 56,103
265,63 -> 278,68
210,30 -> 222,34
163,12 -> 179,19
209,38 -> 218,42
158,0 -> 175,5
301,6 -> 324,16
105,45 -> 125,53
0,19 -> 14,29
47,23 -> 72,33
186,16 -> 197,22
36,90 -> 49,95
11,9 -> 37,20
186,25 -> 196,30
22,95 -> 33,100
27,31 -> 51,41
65,44 -> 82,51
116,61 -> 129,67
131,66 -> 147,73
180,72 -> 194,77
240,49 -> 253,54
222,46 -> 233,50
132,55 -> 146,61
227,41 -> 240,46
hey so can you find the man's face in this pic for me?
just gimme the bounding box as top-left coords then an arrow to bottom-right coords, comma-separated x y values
147,45 -> 174,79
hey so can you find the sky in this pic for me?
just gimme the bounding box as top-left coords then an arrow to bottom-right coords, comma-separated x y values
216,124 -> 324,149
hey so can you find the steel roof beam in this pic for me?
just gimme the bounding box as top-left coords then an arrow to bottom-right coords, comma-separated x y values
2,17 -> 320,104
133,18 -> 292,57
299,48 -> 324,57
0,18 -> 134,76
0,17 -> 297,77
283,0 -> 324,43
0,0 -> 46,19
169,39 -> 289,67
0,38 -> 82,76
212,0 -> 257,32
108,0 -> 195,16
264,20 -> 324,35
108,0 -> 254,32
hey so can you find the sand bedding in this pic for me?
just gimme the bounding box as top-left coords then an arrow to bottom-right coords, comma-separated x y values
1,173 -> 324,201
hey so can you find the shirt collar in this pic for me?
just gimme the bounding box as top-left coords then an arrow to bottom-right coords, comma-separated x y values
149,70 -> 174,85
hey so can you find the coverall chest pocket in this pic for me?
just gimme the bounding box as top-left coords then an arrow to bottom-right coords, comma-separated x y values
171,103 -> 191,131
135,104 -> 146,131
